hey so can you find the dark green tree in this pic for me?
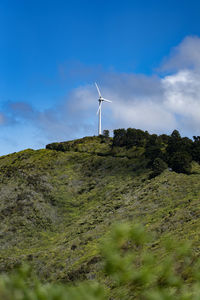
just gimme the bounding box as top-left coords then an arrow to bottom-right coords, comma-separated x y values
166,130 -> 193,164
126,128 -> 148,148
103,130 -> 109,138
192,136 -> 200,163
145,134 -> 163,162
113,129 -> 127,147
166,130 -> 182,157
159,134 -> 170,144
150,158 -> 168,178
170,151 -> 192,174
171,129 -> 181,139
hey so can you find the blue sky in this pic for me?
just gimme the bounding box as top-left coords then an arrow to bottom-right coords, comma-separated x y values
1,0 -> 200,154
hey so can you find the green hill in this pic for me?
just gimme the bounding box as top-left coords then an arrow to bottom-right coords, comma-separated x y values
1,133 -> 200,298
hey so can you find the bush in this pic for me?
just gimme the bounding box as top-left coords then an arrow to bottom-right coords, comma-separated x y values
126,128 -> 149,148
102,223 -> 200,299
166,131 -> 193,160
170,151 -> 192,174
103,130 -> 109,138
145,134 -> 164,164
0,265 -> 106,300
113,129 -> 127,147
150,158 -> 168,178
192,136 -> 200,163
46,142 -> 70,152
46,142 -> 60,150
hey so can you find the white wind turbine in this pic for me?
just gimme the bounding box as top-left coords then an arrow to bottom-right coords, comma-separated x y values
95,82 -> 112,135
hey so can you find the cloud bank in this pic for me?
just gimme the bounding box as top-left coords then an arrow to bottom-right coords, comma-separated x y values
1,35 -> 200,153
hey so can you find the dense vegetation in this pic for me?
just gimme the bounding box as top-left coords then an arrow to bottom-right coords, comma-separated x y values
46,128 -> 200,176
1,128 -> 200,299
112,128 -> 200,175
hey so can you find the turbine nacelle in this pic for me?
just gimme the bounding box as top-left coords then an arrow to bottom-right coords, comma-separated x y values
99,97 -> 112,103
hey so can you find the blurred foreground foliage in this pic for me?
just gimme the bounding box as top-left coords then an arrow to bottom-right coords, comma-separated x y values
1,223 -> 200,300
0,264 -> 106,300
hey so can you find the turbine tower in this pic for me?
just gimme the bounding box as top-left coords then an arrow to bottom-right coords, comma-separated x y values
95,82 -> 112,135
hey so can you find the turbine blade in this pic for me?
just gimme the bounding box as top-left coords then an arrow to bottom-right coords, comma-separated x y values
102,98 -> 112,103
96,102 -> 102,115
95,82 -> 102,97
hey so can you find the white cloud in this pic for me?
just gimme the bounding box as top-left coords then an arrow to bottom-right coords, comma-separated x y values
110,100 -> 177,132
162,70 -> 200,116
162,69 -> 200,134
161,36 -> 200,72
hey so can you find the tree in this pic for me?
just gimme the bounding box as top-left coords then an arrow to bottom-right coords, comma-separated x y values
171,129 -> 181,139
192,136 -> 200,163
166,130 -> 182,157
180,137 -> 193,153
159,134 -> 170,144
170,151 -> 192,174
126,128 -> 149,148
150,158 -> 168,178
145,134 -> 163,162
113,129 -> 127,147
103,130 -> 109,138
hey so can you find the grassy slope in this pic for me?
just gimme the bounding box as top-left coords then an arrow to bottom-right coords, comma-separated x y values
1,136 -> 200,286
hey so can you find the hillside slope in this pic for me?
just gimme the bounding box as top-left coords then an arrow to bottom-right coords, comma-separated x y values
1,136 -> 200,286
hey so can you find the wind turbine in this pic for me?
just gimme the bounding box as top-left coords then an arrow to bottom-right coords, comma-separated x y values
95,82 -> 112,135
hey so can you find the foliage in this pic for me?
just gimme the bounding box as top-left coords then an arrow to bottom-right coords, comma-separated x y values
170,152 -> 192,174
192,136 -> 200,163
45,128 -> 200,175
0,264 -> 106,300
150,158 -> 168,178
145,134 -> 163,162
126,128 -> 149,148
46,136 -> 112,154
113,129 -> 127,147
1,224 -> 200,299
171,129 -> 181,139
112,128 -> 196,175
102,130 -> 109,138
166,131 -> 193,159
102,223 -> 200,299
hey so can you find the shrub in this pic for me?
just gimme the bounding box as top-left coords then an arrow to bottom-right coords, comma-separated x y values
166,131 -> 193,160
103,130 -> 109,138
126,128 -> 149,148
170,151 -> 192,174
113,129 -> 127,147
150,158 -> 168,178
46,142 -> 60,150
0,265 -> 106,300
102,223 -> 200,299
192,136 -> 200,163
145,134 -> 164,163
46,142 -> 70,152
